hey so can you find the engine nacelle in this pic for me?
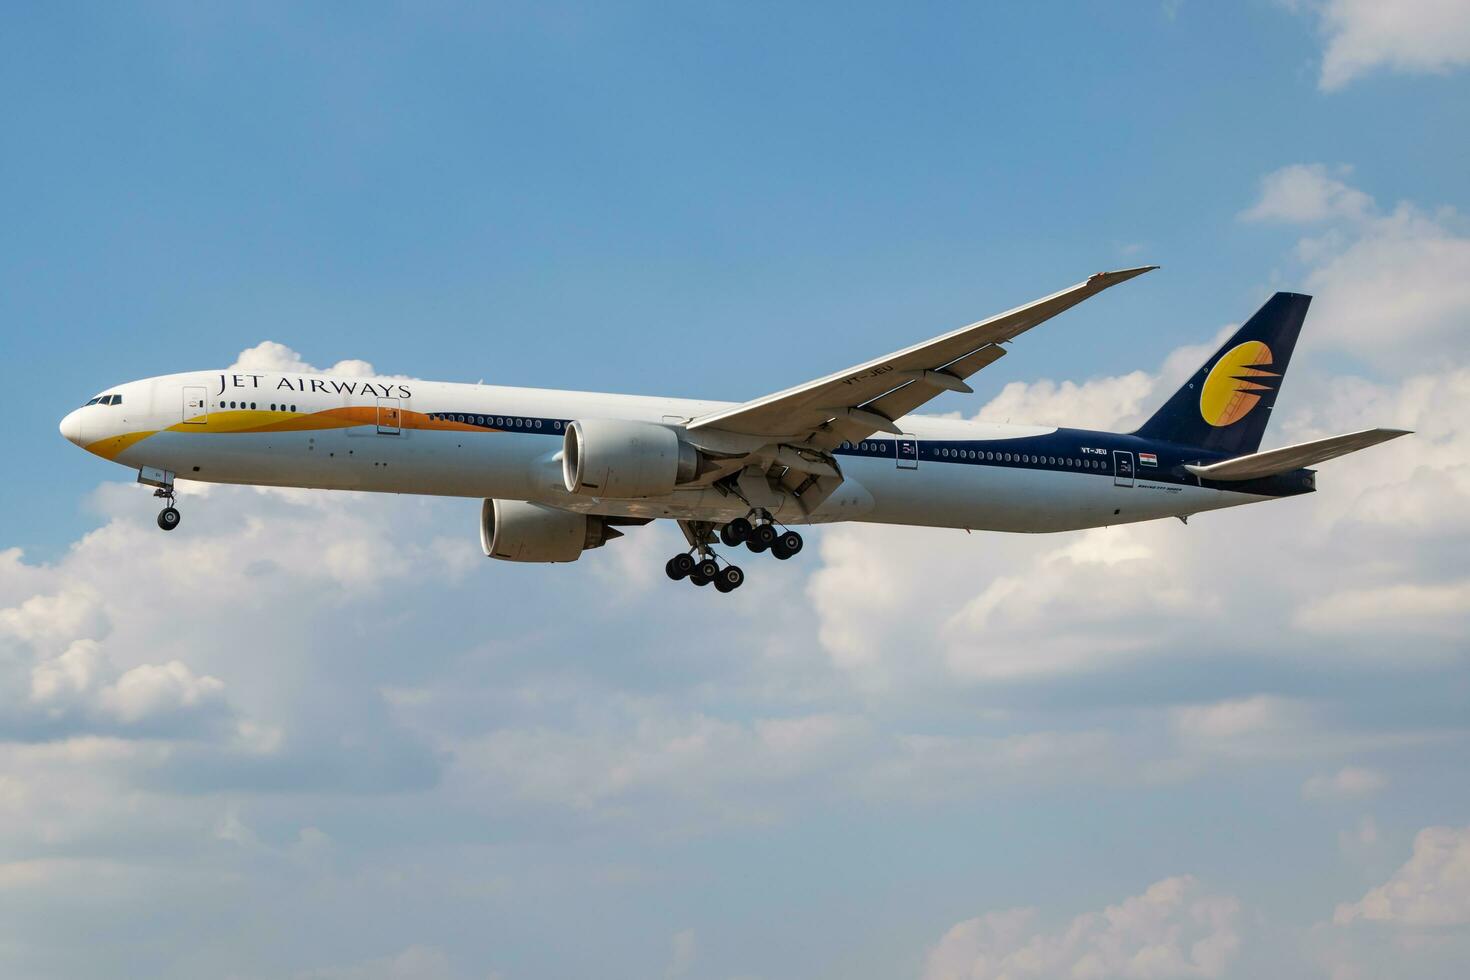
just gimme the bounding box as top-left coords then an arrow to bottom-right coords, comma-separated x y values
479,499 -> 618,563
562,419 -> 699,498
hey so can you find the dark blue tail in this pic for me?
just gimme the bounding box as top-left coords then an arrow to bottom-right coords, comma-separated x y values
1133,292 -> 1310,455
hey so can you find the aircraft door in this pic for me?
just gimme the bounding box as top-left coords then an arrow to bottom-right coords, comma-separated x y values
1113,450 -> 1135,487
182,386 -> 208,424
376,397 -> 402,435
896,434 -> 919,470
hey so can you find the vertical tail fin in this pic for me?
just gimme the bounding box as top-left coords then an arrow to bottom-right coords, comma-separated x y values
1133,292 -> 1310,455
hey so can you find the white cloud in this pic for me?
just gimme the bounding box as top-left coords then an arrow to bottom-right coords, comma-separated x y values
665,928 -> 697,979
924,876 -> 1240,980
1240,164 -> 1373,223
1339,815 -> 1382,854
1295,580 -> 1470,636
1302,206 -> 1470,360
1241,165 -> 1470,360
971,371 -> 1155,431
1172,694 -> 1307,741
14,187 -> 1470,976
1334,825 -> 1470,926
806,173 -> 1470,691
1303,766 -> 1387,800
295,945 -> 469,980
1167,697 -> 1432,767
229,340 -> 390,379
448,706 -> 873,819
941,529 -> 1217,681
1292,0 -> 1470,91
99,660 -> 225,724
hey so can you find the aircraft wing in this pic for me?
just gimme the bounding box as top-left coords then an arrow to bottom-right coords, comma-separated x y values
1183,427 -> 1411,481
687,266 -> 1156,446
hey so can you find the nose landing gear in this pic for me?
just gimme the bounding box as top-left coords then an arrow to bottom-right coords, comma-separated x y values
138,466 -> 181,531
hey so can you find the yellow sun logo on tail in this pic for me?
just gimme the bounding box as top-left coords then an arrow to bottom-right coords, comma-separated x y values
1200,341 -> 1278,427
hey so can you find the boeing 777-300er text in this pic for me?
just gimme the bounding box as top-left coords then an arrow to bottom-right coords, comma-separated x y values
60,268 -> 1409,593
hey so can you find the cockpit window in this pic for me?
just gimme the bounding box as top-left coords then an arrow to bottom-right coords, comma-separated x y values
85,394 -> 122,406
84,397 -> 100,406
109,394 -> 122,405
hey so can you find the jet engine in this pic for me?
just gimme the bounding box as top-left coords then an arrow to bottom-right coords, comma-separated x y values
562,419 -> 700,498
480,498 -> 623,563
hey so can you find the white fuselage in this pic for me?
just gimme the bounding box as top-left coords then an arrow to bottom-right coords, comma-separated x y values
60,370 -> 1274,533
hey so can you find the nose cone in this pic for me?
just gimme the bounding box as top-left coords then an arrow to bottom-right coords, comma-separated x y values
59,409 -> 87,447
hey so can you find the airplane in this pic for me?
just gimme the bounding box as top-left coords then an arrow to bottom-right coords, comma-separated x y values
59,267 -> 1409,594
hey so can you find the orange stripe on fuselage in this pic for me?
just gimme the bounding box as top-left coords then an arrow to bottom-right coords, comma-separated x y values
168,406 -> 492,434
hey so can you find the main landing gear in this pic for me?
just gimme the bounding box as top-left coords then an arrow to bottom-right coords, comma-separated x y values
665,553 -> 746,593
666,513 -> 804,593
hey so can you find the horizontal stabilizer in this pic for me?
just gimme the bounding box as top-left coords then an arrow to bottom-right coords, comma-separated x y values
1184,428 -> 1411,481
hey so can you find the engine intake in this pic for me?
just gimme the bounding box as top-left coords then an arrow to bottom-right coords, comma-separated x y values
480,499 -> 620,563
562,419 -> 699,498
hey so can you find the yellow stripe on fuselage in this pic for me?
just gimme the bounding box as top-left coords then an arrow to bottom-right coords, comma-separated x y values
84,429 -> 159,461
83,407 -> 490,461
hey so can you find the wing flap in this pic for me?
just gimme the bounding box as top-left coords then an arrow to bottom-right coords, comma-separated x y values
1183,428 -> 1411,481
861,345 -> 1008,433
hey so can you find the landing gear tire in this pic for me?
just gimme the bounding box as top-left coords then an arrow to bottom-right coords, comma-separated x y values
727,517 -> 753,543
666,553 -> 695,580
157,507 -> 180,531
747,524 -> 776,553
714,565 -> 745,593
719,523 -> 741,547
695,558 -> 720,581
772,530 -> 803,560
690,571 -> 712,587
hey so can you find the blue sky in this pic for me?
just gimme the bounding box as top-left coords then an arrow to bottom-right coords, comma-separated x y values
3,3 -> 1469,979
